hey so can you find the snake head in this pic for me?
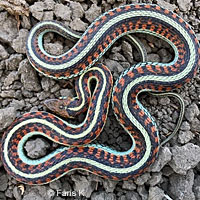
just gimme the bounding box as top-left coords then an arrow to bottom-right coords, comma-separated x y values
44,98 -> 72,119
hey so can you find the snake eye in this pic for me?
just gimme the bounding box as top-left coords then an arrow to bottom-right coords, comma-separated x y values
59,105 -> 64,109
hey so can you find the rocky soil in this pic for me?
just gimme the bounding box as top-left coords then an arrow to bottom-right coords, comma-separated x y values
0,0 -> 200,199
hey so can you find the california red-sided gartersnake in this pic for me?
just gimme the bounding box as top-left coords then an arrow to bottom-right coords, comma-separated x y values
1,4 -> 199,185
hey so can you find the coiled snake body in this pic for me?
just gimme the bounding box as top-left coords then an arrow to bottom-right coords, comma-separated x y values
1,4 -> 200,184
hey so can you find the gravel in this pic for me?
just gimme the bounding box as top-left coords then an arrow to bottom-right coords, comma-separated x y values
169,169 -> 195,199
54,4 -> 71,21
0,173 -> 8,192
0,12 -> 18,44
18,59 -> 41,92
24,138 -> 50,158
0,107 -> 17,131
169,143 -> 200,175
0,44 -> 9,60
150,146 -> 172,172
148,186 -> 165,200
12,29 -> 29,54
0,0 -> 200,200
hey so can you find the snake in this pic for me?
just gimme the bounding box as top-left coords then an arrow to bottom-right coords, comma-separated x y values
1,4 -> 199,185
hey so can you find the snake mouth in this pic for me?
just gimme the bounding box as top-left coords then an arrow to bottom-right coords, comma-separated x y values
44,99 -> 71,118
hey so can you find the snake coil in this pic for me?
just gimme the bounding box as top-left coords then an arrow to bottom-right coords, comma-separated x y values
1,4 -> 200,184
